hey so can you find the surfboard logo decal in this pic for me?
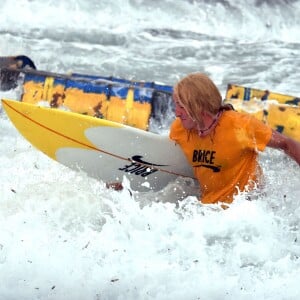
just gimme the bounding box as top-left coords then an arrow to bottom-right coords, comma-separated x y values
118,155 -> 168,177
131,155 -> 167,167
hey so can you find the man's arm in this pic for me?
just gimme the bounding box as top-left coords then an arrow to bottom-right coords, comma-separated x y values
267,130 -> 300,166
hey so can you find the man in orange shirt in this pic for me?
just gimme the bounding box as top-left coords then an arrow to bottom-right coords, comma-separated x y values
170,73 -> 300,205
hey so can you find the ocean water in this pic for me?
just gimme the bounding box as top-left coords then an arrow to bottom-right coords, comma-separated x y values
0,0 -> 300,299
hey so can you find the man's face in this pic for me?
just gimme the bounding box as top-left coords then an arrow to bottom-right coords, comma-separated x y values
173,92 -> 198,130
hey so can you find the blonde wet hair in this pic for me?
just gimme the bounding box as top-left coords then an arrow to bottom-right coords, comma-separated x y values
174,73 -> 232,123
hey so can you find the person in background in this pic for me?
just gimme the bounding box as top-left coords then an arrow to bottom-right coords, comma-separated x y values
170,72 -> 300,205
0,55 -> 36,91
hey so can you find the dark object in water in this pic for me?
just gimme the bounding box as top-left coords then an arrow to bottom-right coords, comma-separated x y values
0,55 -> 36,91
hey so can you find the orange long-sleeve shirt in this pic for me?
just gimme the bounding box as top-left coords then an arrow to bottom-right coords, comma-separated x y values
169,110 -> 272,204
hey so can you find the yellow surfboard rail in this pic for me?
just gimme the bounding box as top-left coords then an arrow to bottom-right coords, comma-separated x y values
2,98 -> 123,160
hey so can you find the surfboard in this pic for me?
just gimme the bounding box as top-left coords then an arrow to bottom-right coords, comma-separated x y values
2,99 -> 196,192
1,67 -> 174,131
225,83 -> 300,106
225,84 -> 300,142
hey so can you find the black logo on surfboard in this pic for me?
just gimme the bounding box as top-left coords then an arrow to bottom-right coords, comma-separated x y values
119,155 -> 167,177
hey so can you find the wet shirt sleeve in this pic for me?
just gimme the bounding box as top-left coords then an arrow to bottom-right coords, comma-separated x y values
238,113 -> 273,152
